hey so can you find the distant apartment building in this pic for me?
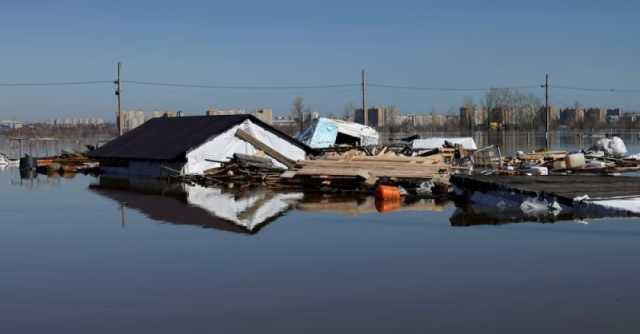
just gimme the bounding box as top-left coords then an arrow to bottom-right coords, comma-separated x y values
354,107 -> 382,127
623,112 -> 640,125
431,114 -> 447,128
272,116 -> 296,127
150,111 -> 179,119
534,106 -> 558,128
354,106 -> 400,128
560,107 -> 585,126
402,114 -> 433,128
206,107 -> 273,125
606,108 -> 623,123
0,120 -> 24,130
118,110 -> 146,134
585,107 -> 606,125
255,108 -> 273,124
45,118 -> 105,126
459,106 -> 488,130
488,108 -> 519,128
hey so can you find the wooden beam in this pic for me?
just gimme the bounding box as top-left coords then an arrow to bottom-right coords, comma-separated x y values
235,129 -> 296,169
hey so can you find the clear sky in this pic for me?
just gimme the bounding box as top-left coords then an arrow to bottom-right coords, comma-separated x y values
1,0 -> 639,121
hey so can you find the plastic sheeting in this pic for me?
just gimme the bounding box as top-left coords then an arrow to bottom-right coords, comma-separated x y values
593,136 -> 628,157
412,137 -> 477,150
184,119 -> 306,175
296,117 -> 379,148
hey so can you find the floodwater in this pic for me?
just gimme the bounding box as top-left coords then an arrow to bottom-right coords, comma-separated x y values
1,132 -> 640,333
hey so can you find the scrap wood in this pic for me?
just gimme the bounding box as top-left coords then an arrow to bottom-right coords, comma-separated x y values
235,129 -> 296,169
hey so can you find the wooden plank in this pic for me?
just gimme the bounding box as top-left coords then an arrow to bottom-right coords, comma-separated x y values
298,160 -> 448,172
294,165 -> 443,179
235,129 -> 296,169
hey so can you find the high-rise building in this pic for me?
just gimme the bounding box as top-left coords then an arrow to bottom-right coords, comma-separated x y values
606,108 -> 623,123
255,108 -> 273,124
354,106 -> 400,128
585,108 -> 606,125
150,111 -> 178,119
459,106 -> 488,130
206,108 -> 273,125
118,110 -> 146,134
560,107 -> 584,126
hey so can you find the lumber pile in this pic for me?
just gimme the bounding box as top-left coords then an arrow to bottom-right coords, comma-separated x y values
282,150 -> 451,190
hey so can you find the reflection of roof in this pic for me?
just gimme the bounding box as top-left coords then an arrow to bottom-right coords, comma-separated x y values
89,115 -> 310,161
89,177 -> 301,234
185,185 -> 303,231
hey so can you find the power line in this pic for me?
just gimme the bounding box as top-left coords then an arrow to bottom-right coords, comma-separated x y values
1,78 -> 639,94
0,80 -> 112,87
368,83 -> 540,91
123,80 -> 360,90
552,85 -> 640,93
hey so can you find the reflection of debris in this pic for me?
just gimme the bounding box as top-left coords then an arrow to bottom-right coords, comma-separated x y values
520,198 -> 561,216
451,174 -> 640,217
449,204 -> 612,227
0,153 -> 18,166
295,193 -> 445,216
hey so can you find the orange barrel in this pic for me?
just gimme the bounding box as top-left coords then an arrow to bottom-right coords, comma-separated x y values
375,185 -> 401,201
375,198 -> 401,213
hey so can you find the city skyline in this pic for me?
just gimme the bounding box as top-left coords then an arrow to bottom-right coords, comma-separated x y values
1,1 -> 639,119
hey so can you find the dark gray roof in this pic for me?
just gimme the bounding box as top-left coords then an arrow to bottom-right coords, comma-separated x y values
89,115 -> 309,161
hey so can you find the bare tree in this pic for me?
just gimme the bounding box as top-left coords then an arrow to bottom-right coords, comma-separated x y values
463,97 -> 476,109
343,102 -> 357,121
484,88 -> 542,130
291,96 -> 305,133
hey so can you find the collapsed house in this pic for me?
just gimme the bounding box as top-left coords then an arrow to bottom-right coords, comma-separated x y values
296,117 -> 379,149
89,115 -> 310,177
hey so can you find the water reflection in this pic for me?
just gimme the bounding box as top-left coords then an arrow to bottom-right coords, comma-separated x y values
297,194 -> 445,215
90,177 -> 303,234
90,177 -> 452,234
450,202 -> 630,226
89,174 -> 633,233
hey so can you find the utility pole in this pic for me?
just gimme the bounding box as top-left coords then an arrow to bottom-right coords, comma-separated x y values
543,73 -> 550,150
115,62 -> 123,136
361,69 -> 368,126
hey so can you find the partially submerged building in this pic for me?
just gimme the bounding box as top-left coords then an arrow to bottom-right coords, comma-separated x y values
296,117 -> 379,149
89,115 -> 310,177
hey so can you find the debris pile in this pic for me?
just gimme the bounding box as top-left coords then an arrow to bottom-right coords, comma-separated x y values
282,148 -> 451,194
486,136 -> 640,176
18,150 -> 99,176
177,153 -> 287,189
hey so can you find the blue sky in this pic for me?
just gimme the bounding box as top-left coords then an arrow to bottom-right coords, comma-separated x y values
1,0 -> 639,121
